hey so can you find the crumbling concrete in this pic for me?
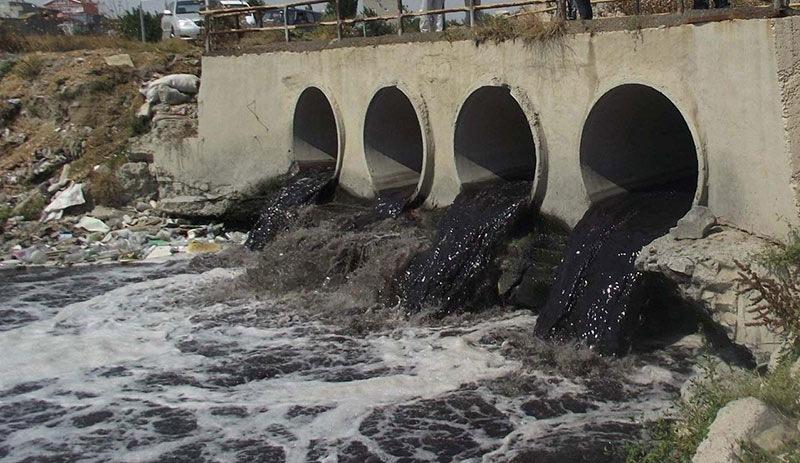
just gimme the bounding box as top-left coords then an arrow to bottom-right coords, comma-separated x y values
636,227 -> 781,361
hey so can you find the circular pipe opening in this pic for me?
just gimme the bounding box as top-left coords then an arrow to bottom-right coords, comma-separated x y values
454,86 -> 537,186
363,86 -> 424,199
580,84 -> 698,203
292,87 -> 339,168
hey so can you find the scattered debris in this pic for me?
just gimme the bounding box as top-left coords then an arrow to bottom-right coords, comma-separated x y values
76,216 -> 109,233
44,182 -> 84,213
0,50 -> 210,267
142,73 -> 200,106
103,54 -> 134,67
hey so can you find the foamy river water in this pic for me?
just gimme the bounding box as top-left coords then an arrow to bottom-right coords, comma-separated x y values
0,261 -> 705,462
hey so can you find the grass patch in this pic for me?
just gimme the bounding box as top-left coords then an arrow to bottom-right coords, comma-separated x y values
87,167 -> 126,207
86,76 -> 119,93
0,204 -> 12,226
11,55 -> 47,79
0,59 -> 16,81
13,191 -> 47,221
627,357 -> 800,462
757,227 -> 800,276
128,114 -> 150,136
0,28 -> 197,54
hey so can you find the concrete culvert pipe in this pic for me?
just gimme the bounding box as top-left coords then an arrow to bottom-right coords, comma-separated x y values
454,86 -> 536,186
580,84 -> 699,202
293,87 -> 339,166
363,86 -> 424,196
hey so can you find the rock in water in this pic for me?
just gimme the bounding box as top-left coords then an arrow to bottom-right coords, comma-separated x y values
245,165 -> 335,251
534,190 -> 693,355
397,181 -> 532,314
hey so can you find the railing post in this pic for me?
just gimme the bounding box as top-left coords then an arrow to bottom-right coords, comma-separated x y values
235,13 -> 241,46
283,5 -> 290,41
335,0 -> 342,39
362,21 -> 367,36
677,0 -> 684,14
635,0 -> 641,14
556,0 -> 566,20
397,0 -> 403,35
468,0 -> 476,26
204,16 -> 211,52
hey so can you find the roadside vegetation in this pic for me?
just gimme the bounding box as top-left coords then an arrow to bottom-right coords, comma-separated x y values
0,25 -> 195,54
470,13 -> 565,46
627,231 -> 800,462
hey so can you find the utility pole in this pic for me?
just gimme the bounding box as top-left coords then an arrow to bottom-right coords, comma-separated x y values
139,0 -> 146,41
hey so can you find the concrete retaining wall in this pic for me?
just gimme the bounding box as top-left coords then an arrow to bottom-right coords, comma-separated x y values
155,15 -> 800,239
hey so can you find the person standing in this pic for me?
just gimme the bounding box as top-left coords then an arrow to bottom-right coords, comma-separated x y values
567,0 -> 592,19
420,0 -> 444,31
693,0 -> 729,9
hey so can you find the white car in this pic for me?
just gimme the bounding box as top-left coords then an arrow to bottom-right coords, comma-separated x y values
161,0 -> 204,40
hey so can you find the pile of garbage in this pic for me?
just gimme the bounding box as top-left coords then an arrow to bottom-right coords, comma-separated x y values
0,71 -> 239,268
1,166 -> 245,267
137,73 -> 200,121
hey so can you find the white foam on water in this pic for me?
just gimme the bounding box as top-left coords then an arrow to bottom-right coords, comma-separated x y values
0,265 -> 701,463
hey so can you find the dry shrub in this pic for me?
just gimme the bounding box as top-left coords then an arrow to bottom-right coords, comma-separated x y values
300,24 -> 340,42
735,260 -> 800,340
732,228 -> 800,342
11,55 -> 47,79
212,30 -> 284,50
88,168 -> 126,207
473,15 -> 518,44
474,13 -> 565,47
0,28 -> 197,54
615,0 -> 678,15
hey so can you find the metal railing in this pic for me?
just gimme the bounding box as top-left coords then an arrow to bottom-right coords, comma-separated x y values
201,0 -> 791,51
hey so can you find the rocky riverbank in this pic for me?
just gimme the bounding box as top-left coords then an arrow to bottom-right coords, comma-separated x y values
0,48 -> 242,267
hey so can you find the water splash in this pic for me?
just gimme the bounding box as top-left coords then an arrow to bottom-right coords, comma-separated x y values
397,181 -> 533,315
245,165 -> 335,251
534,190 -> 694,355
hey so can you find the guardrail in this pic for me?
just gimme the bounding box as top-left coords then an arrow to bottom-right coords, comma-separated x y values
200,0 -> 791,51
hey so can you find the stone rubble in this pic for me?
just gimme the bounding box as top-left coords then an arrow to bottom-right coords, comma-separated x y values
636,226 -> 781,362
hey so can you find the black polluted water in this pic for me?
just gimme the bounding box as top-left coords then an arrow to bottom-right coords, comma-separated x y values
534,189 -> 694,355
397,180 -> 533,315
245,164 -> 335,251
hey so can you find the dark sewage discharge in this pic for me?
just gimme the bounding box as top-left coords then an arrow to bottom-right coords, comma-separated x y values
245,164 -> 336,251
534,84 -> 700,355
397,180 -> 534,315
397,86 -> 540,315
533,189 -> 694,355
